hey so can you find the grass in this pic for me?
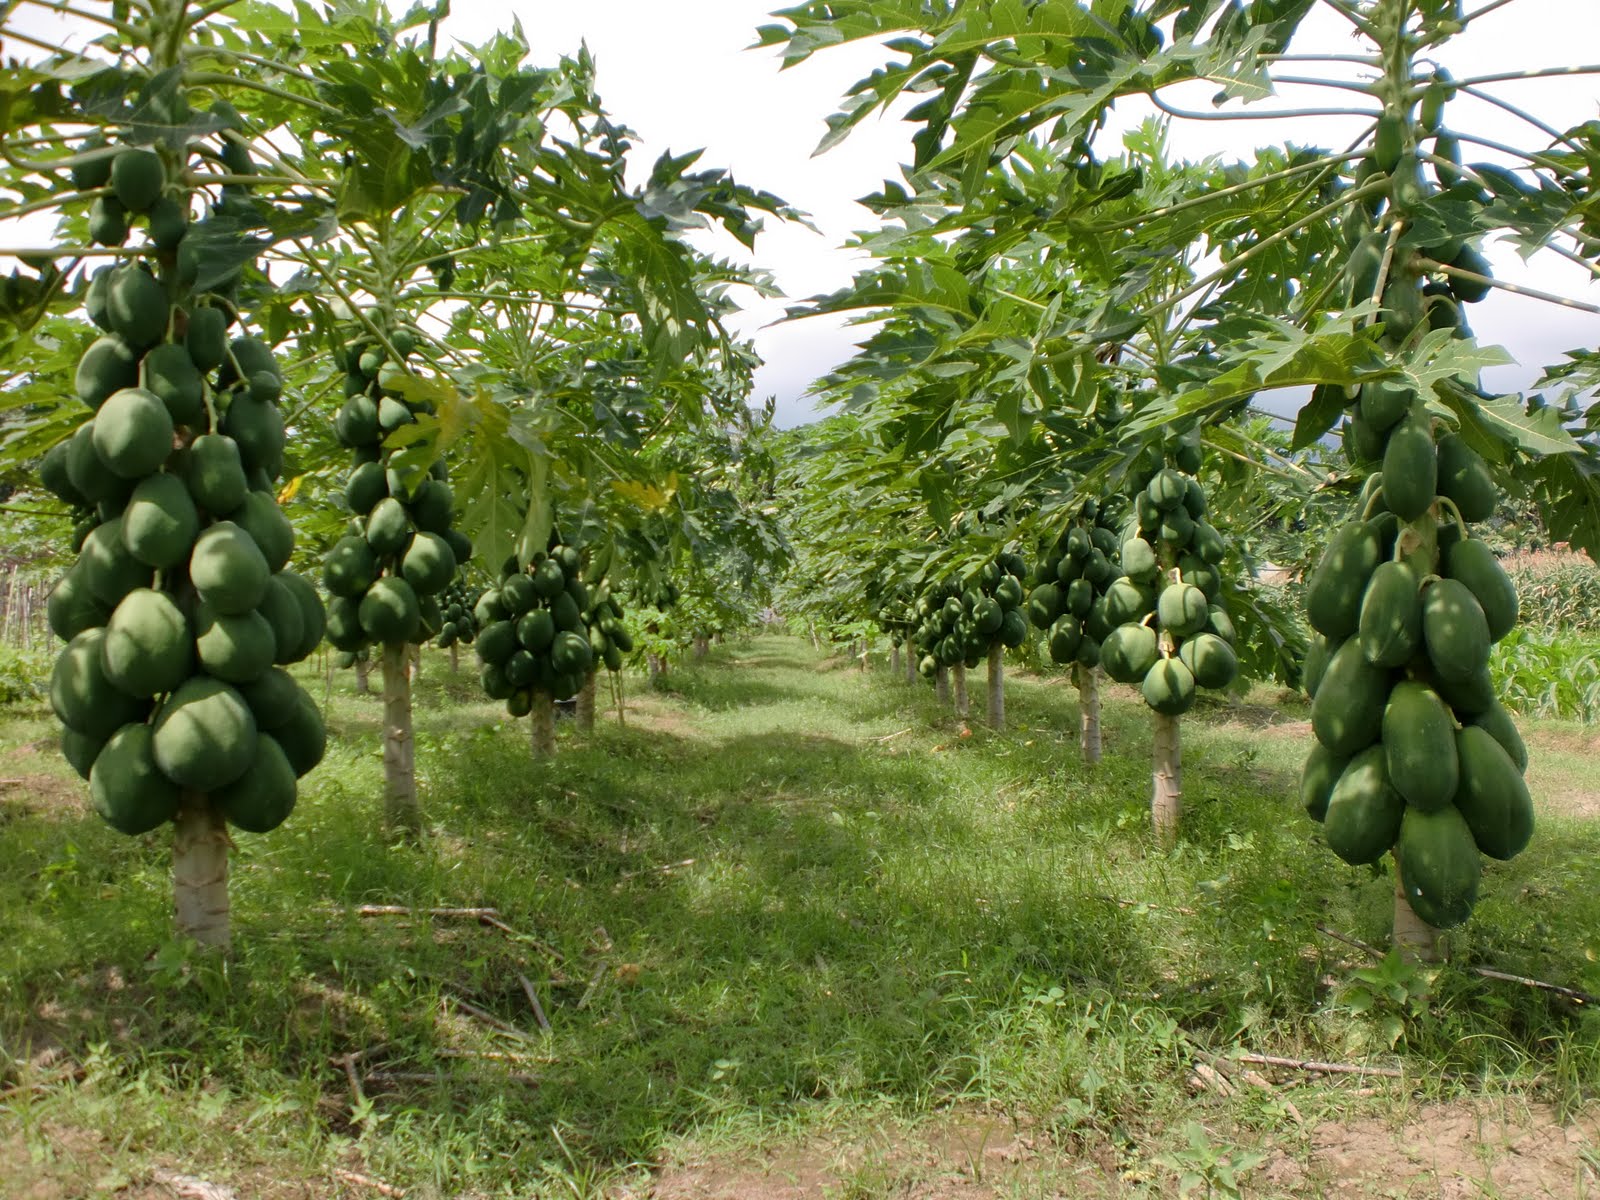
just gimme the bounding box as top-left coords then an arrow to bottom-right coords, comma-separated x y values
1,636 -> 1598,1198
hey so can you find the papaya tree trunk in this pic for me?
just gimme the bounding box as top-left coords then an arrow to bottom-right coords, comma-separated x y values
381,642 -> 420,838
808,623 -> 821,651
647,653 -> 664,682
986,643 -> 1004,731
1152,712 -> 1182,845
530,690 -> 555,759
408,643 -> 420,684
858,639 -> 867,672
1391,850 -> 1442,962
892,643 -> 902,677
906,643 -> 917,684
173,797 -> 229,949
354,656 -> 371,695
1077,665 -> 1101,764
693,635 -> 709,660
935,665 -> 950,705
449,642 -> 459,674
953,663 -> 970,718
576,670 -> 597,733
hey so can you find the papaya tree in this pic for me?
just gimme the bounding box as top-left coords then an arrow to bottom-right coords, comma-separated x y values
767,0 -> 1599,953
2,0 -> 334,947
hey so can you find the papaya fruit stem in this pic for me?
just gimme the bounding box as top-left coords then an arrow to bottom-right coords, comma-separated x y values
1436,494 -> 1469,539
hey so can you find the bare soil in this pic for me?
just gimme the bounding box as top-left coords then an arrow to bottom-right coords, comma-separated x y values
638,1099 -> 1600,1200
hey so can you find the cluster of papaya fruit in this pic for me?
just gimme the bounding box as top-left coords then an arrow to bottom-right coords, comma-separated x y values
472,542 -> 630,715
913,552 -> 1029,677
42,124 -> 326,837
1026,496 -> 1129,670
322,329 -> 470,655
435,577 -> 483,651
1105,464 -> 1238,715
1301,400 -> 1528,927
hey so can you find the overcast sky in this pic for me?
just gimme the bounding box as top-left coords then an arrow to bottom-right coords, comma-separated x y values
6,1 -> 1597,427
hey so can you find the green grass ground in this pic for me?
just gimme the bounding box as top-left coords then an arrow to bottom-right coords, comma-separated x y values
1,636 -> 1597,1198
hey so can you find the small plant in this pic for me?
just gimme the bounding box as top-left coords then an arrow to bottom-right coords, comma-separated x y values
1335,948 -> 1436,1051
1155,1122 -> 1266,1199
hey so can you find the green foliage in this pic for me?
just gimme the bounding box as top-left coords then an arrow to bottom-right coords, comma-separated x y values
0,643 -> 49,706
1508,557 -> 1600,636
2,638 -> 1598,1193
1490,628 -> 1600,722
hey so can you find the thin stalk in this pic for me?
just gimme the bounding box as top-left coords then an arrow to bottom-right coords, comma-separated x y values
1422,259 -> 1600,314
1270,75 -> 1385,98
181,72 -> 344,117
1082,153 -> 1364,235
1455,84 -> 1583,152
186,0 -> 243,26
1142,181 -> 1389,325
1150,94 -> 1381,122
1450,63 -> 1600,89
1,188 -> 107,221
182,43 -> 321,86
1440,130 -> 1566,176
1547,241 -> 1600,281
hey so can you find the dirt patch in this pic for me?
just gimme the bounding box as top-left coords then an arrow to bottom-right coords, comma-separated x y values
1204,716 -> 1312,740
1543,789 -> 1600,821
1527,728 -> 1600,757
1261,1099 -> 1600,1198
619,694 -> 707,741
0,773 -> 86,821
639,1113 -> 1125,1199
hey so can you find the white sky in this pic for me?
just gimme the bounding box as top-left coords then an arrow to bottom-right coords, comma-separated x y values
5,1 -> 1598,427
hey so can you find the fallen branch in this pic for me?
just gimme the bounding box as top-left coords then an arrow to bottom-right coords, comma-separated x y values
1314,925 -> 1595,1005
518,973 -> 552,1033
872,728 -> 914,743
1096,894 -> 1198,917
1472,966 -> 1595,1007
347,905 -> 564,960
615,858 -> 695,884
149,1169 -> 238,1200
441,995 -> 534,1042
1233,1052 -> 1404,1079
1314,923 -> 1382,958
434,1049 -> 546,1064
357,905 -> 500,919
333,1168 -> 406,1197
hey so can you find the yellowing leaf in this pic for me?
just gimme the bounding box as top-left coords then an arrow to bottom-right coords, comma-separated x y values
277,475 -> 304,504
612,473 -> 678,512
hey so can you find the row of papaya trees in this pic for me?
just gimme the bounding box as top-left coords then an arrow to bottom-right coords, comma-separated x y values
0,0 -> 794,947
768,0 -> 1600,962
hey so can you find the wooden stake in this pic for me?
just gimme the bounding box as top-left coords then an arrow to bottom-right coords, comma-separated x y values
952,663 -> 969,717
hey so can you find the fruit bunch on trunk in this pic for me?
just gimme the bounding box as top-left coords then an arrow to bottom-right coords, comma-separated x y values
473,543 -> 598,715
43,111 -> 327,839
1101,467 -> 1238,712
321,329 -> 470,656
1303,407 -> 1529,928
1026,496 -> 1130,671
